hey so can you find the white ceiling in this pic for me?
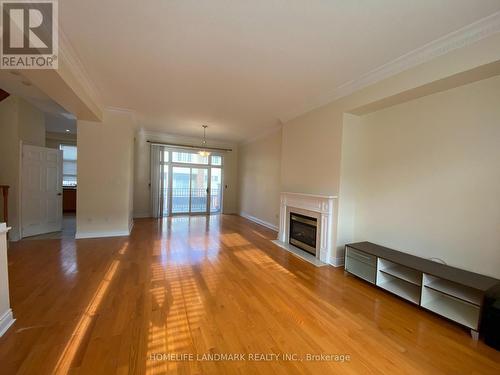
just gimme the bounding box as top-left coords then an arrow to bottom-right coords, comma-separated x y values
0,71 -> 77,134
60,0 -> 500,142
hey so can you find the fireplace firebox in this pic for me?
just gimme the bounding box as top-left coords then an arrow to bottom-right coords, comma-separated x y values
289,212 -> 317,255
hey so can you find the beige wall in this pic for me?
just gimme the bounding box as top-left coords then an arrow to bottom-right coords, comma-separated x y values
239,34 -> 500,253
133,130 -> 238,217
339,75 -> 500,278
281,107 -> 343,195
281,33 -> 500,199
76,109 -> 135,237
0,96 -> 45,240
238,128 -> 282,228
17,99 -> 45,148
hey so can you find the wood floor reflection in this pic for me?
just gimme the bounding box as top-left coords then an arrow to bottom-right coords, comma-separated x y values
1,215 -> 499,374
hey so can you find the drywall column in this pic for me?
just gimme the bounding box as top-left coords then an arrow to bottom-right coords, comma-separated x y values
76,109 -> 136,238
0,223 -> 14,336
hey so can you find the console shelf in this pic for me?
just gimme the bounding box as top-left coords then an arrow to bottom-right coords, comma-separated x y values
378,259 -> 422,286
378,276 -> 420,304
421,290 -> 480,330
344,242 -> 500,339
423,276 -> 482,306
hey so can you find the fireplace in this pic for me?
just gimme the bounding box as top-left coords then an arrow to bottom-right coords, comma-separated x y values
276,192 -> 338,266
289,212 -> 317,255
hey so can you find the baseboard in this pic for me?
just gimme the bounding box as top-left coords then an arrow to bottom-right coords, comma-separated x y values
133,212 -> 151,218
75,229 -> 131,239
329,256 -> 345,268
0,309 -> 15,337
239,211 -> 278,231
8,229 -> 19,242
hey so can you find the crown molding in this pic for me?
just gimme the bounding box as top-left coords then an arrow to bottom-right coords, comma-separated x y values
280,11 -> 500,123
240,124 -> 282,146
58,27 -> 103,108
141,129 -> 236,148
105,106 -> 138,123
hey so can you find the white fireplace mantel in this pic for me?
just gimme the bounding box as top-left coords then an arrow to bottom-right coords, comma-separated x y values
276,192 -> 339,266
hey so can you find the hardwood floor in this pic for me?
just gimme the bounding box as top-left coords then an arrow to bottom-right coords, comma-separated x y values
1,215 -> 499,374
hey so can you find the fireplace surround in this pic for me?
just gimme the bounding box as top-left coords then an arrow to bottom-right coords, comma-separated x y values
274,192 -> 339,266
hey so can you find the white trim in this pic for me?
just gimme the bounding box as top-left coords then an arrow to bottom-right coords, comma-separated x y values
280,12 -> 500,123
58,28 -> 102,106
133,212 -> 151,219
129,219 -> 134,234
330,256 -> 345,268
105,106 -> 138,124
282,191 -> 338,199
239,212 -> 278,232
16,140 -> 23,241
279,192 -> 338,264
0,309 -> 15,337
0,224 -> 10,235
75,230 -> 130,239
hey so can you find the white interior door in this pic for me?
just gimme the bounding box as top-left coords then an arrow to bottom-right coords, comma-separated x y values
21,144 -> 63,238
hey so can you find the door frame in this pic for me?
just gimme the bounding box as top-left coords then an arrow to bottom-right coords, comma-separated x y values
156,147 -> 225,217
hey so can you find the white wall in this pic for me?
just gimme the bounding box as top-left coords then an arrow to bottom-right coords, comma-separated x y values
76,109 -> 135,238
0,96 -> 45,240
133,130 -> 238,217
339,75 -> 500,278
238,128 -> 282,229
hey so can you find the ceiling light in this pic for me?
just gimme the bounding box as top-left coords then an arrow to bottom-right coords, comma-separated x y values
198,125 -> 211,157
65,129 -> 70,132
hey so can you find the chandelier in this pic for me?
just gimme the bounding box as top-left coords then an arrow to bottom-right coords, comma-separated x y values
198,125 -> 211,157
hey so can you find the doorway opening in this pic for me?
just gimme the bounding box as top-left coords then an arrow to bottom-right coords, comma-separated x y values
20,115 -> 78,240
0,77 -> 77,241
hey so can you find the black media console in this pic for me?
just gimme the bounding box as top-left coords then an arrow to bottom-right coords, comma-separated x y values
344,241 -> 500,339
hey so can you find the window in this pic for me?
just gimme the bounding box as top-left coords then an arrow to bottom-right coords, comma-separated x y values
171,151 -> 208,165
60,144 -> 77,187
211,155 -> 222,166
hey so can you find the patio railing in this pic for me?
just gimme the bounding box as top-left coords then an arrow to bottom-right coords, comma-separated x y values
161,187 -> 221,214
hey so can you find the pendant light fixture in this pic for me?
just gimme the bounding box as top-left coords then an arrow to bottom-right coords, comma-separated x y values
198,125 -> 211,157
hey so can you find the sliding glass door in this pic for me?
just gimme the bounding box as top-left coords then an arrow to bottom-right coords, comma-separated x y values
190,168 -> 209,213
170,166 -> 210,214
171,167 -> 191,213
152,148 -> 223,216
210,167 -> 222,213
